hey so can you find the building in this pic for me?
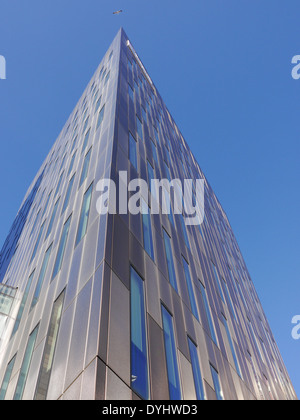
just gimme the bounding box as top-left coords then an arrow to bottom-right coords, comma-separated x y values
0,28 -> 296,400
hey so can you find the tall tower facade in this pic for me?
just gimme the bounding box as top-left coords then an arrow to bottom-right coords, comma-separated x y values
0,29 -> 296,400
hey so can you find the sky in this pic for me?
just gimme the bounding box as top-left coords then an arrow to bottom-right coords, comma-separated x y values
0,0 -> 299,397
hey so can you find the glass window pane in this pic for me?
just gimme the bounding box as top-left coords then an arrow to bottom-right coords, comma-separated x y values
210,365 -> 224,401
11,270 -> 35,338
129,132 -> 138,170
62,174 -> 75,214
212,262 -> 225,302
163,230 -> 178,293
75,183 -> 93,246
30,244 -> 53,310
200,283 -> 218,346
46,198 -> 60,239
52,215 -> 72,280
82,128 -> 90,153
136,116 -> 143,140
151,140 -> 158,165
55,171 -> 64,197
68,152 -> 77,176
13,324 -> 39,400
182,258 -> 199,321
188,338 -> 205,400
222,314 -> 242,379
31,221 -> 46,262
96,105 -> 105,129
179,214 -> 190,250
34,290 -> 65,400
142,199 -> 154,260
0,355 -> 16,400
161,305 -> 181,400
80,148 -> 92,187
222,278 -> 237,321
130,267 -> 149,400
128,84 -> 134,101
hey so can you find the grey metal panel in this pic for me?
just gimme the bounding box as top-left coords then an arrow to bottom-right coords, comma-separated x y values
147,315 -> 169,400
107,271 -> 130,386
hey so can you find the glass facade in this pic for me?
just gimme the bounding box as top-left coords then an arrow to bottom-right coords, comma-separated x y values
0,28 -> 296,401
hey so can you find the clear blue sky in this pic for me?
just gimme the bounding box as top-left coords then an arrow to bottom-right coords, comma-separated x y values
0,0 -> 299,397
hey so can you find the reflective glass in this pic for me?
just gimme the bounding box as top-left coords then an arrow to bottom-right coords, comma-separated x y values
130,267 -> 149,399
161,305 -> 181,400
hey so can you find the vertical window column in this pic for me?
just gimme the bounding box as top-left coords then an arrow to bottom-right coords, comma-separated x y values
130,267 -> 149,400
161,305 -> 182,400
188,337 -> 205,400
13,324 -> 39,400
34,290 -> 65,400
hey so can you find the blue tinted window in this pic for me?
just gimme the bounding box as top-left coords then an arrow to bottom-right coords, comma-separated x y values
80,148 -> 92,187
55,171 -> 64,196
130,267 -> 149,400
13,324 -> 39,400
151,140 -> 158,165
222,315 -> 242,378
82,128 -> 91,153
0,355 -> 16,400
104,71 -> 110,86
179,214 -> 190,250
200,283 -> 218,346
96,105 -> 105,129
95,96 -> 102,112
68,152 -> 76,176
82,117 -> 89,133
164,163 -> 171,182
210,365 -> 224,400
222,278 -> 237,321
52,215 -> 72,280
46,198 -> 60,239
163,230 -> 178,293
182,258 -> 199,321
142,107 -> 147,123
129,132 -> 138,170
141,199 -> 154,260
30,244 -> 52,310
188,338 -> 205,400
31,221 -> 46,262
136,116 -> 143,140
161,305 -> 181,400
212,262 -> 225,302
147,161 -> 155,186
42,192 -> 52,217
129,84 -> 134,101
11,271 -> 35,338
62,174 -> 75,214
34,290 -> 65,400
75,184 -> 93,246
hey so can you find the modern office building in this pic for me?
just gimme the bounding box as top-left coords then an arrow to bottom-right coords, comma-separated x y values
0,28 -> 296,400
